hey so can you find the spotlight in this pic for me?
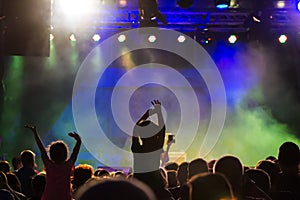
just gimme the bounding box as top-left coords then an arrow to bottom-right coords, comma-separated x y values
215,0 -> 231,9
196,29 -> 212,45
69,34 -> 76,41
148,35 -> 157,43
278,34 -> 287,44
118,34 -> 126,42
297,1 -> 300,12
177,35 -> 186,43
275,1 -> 285,9
50,34 -> 54,41
200,37 -> 212,45
118,0 -> 127,7
92,34 -> 101,42
60,0 -> 94,17
228,34 -> 237,44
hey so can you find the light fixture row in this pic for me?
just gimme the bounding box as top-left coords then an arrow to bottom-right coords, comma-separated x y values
48,33 -> 289,44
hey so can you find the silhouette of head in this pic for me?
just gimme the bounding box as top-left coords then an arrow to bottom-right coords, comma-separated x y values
165,162 -> 179,171
213,155 -> 243,192
188,158 -> 208,179
255,159 -> 280,189
73,164 -> 94,190
177,162 -> 188,186
11,156 -> 22,171
94,168 -> 110,177
278,142 -> 300,167
189,172 -> 234,200
0,160 -> 10,173
75,177 -> 156,200
20,150 -> 36,168
48,141 -> 69,163
31,173 -> 46,197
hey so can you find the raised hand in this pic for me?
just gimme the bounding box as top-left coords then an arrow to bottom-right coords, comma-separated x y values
68,132 -> 81,162
151,100 -> 161,113
68,132 -> 81,141
151,99 -> 161,106
24,125 -> 37,132
24,124 -> 48,161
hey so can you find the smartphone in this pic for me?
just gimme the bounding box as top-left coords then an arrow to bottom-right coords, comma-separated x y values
168,134 -> 175,143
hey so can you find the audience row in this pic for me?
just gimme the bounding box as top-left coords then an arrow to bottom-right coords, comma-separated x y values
0,101 -> 299,200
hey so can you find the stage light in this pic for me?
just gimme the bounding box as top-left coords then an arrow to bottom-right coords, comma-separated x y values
69,34 -> 76,41
60,0 -> 94,16
275,1 -> 285,9
200,37 -> 212,45
50,34 -> 54,41
297,1 -> 300,12
148,35 -> 156,43
228,34 -> 237,44
177,35 -> 186,43
92,34 -> 101,42
118,34 -> 126,42
278,34 -> 287,44
215,0 -> 231,9
206,37 -> 212,44
118,0 -> 127,7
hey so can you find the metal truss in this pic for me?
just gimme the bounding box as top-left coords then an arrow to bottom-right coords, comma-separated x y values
56,8 -> 300,33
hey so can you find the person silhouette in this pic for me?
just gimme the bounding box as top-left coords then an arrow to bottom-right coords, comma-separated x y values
25,125 -> 81,200
131,100 -> 166,174
131,100 -> 174,200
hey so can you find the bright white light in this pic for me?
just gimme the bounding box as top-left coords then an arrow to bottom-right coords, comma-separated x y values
60,0 -> 95,16
118,34 -> 126,42
252,16 -> 261,23
118,0 -> 127,7
92,34 -> 101,42
69,33 -> 77,41
228,34 -> 237,44
276,1 -> 285,8
50,33 -> 54,41
298,2 -> 300,12
148,35 -> 156,43
177,35 -> 186,43
278,34 -> 287,44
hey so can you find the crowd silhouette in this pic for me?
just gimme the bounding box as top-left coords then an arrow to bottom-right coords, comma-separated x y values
0,100 -> 300,200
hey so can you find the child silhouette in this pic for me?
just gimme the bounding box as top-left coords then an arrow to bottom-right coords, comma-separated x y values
25,125 -> 81,200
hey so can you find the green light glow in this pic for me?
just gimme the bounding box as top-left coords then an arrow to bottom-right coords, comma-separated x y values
46,40 -> 57,69
185,89 -> 300,167
1,56 -> 24,160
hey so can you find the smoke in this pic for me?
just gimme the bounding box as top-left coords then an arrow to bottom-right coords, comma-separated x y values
203,41 -> 300,166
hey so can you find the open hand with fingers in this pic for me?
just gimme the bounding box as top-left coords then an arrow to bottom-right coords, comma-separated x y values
24,125 -> 37,132
148,100 -> 161,115
151,100 -> 161,109
68,132 -> 81,142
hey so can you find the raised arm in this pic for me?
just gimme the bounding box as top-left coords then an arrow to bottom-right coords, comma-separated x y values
136,110 -> 150,126
24,125 -> 49,162
151,100 -> 164,130
68,132 -> 81,163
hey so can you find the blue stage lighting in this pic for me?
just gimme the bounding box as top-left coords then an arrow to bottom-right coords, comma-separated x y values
215,0 -> 230,9
297,1 -> 300,12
